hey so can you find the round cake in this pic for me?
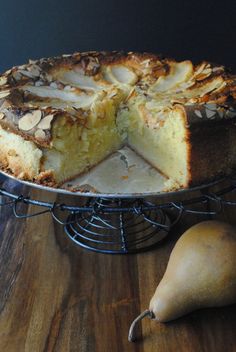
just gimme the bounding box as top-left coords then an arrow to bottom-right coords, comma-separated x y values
0,51 -> 236,191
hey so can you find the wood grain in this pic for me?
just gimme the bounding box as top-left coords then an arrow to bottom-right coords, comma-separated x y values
0,179 -> 236,352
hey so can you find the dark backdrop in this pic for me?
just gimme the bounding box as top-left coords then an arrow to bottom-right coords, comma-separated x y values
0,0 -> 236,72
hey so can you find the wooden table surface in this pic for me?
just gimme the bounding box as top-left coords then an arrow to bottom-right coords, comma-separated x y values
0,176 -> 236,352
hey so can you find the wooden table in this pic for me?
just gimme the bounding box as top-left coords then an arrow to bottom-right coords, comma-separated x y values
0,177 -> 236,352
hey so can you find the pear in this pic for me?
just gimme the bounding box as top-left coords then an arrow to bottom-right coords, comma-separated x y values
128,220 -> 236,342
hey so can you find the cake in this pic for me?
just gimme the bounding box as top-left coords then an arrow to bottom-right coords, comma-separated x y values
0,51 -> 236,191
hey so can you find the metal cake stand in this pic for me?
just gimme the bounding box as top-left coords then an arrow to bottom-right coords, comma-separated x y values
1,172 -> 236,254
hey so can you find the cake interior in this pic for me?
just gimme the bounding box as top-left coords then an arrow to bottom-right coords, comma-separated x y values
117,105 -> 188,188
43,103 -> 123,183
0,99 -> 189,187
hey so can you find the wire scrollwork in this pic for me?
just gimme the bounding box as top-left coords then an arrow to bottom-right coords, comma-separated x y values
1,176 -> 236,254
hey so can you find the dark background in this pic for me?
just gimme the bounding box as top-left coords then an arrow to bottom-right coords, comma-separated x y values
0,0 -> 236,73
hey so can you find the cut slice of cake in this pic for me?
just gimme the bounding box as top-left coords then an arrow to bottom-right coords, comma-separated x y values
0,53 -> 133,185
1,51 -> 236,191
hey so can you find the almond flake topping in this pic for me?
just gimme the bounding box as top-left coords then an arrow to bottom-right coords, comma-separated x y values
226,109 -> 236,118
194,109 -> 203,118
194,63 -> 207,76
35,80 -> 44,87
5,69 -> 12,75
37,114 -> 54,130
212,66 -> 224,72
217,108 -> 225,118
205,108 -> 216,119
0,76 -> 7,86
0,90 -> 10,98
50,82 -> 58,89
18,110 -> 42,131
195,68 -> 212,81
29,59 -> 37,64
18,69 -> 36,79
12,71 -> 22,81
205,103 -> 217,110
28,65 -> 41,76
34,129 -> 46,139
0,112 -> 5,120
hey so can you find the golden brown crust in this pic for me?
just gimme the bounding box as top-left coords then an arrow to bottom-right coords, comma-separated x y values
1,51 -> 236,146
0,159 -> 37,182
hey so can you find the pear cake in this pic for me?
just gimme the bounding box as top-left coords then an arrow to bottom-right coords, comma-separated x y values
1,51 -> 236,191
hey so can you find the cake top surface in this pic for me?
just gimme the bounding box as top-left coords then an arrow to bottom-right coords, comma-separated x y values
1,51 -> 236,146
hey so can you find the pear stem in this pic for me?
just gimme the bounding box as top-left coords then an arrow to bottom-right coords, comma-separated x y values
128,309 -> 155,342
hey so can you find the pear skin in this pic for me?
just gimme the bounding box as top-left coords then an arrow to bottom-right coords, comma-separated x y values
149,220 -> 236,322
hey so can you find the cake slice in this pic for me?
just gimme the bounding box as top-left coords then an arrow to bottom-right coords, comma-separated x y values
0,52 -> 137,185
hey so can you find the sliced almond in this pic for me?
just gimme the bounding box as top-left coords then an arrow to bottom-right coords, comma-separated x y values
35,80 -> 44,87
40,105 -> 50,109
0,100 -> 11,109
194,62 -> 207,76
17,64 -> 27,70
178,80 -> 195,90
50,81 -> 58,89
187,76 -> 224,98
217,108 -> 225,118
125,87 -> 136,102
194,109 -> 203,118
28,65 -> 41,76
37,114 -> 54,130
212,81 -> 226,93
205,108 -> 216,118
196,73 -> 209,81
18,69 -> 36,79
34,129 -> 46,139
18,110 -> 42,131
0,76 -> 7,86
0,90 -> 10,99
141,59 -> 151,68
64,85 -> 72,91
107,90 -> 118,99
12,71 -> 22,81
196,68 -> 212,81
29,59 -> 37,64
5,69 -> 12,75
205,103 -> 217,111
0,112 -> 5,120
226,109 -> 236,118
212,66 -> 224,72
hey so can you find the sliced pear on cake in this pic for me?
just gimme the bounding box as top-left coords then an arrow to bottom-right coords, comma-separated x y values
54,69 -> 110,91
22,85 -> 98,109
103,65 -> 138,86
150,61 -> 193,92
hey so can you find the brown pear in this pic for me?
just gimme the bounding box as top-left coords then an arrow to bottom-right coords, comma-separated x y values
129,220 -> 236,342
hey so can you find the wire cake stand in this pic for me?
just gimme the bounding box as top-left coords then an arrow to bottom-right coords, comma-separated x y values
1,172 -> 236,254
